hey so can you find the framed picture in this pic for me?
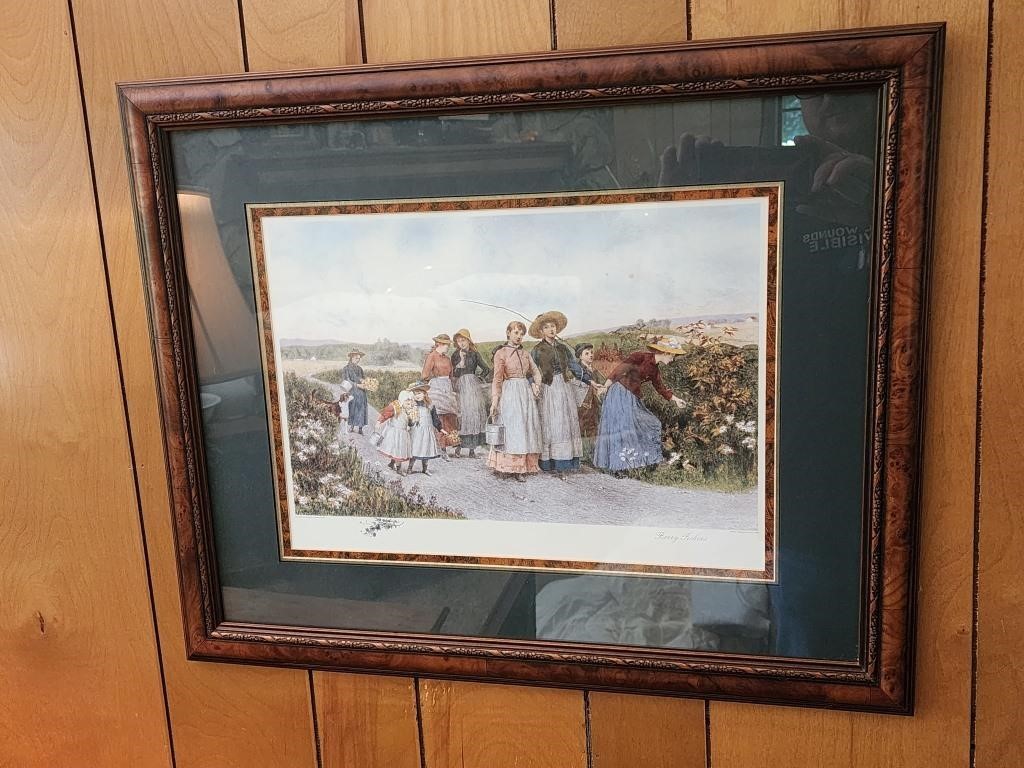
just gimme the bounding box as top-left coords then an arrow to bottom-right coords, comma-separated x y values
119,22 -> 944,713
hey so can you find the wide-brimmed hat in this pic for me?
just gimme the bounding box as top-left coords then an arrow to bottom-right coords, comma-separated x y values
452,328 -> 474,345
574,342 -> 594,359
646,335 -> 687,355
408,379 -> 431,392
347,349 -> 365,359
529,310 -> 568,339
432,333 -> 453,345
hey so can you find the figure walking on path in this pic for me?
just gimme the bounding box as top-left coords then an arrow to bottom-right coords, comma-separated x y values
487,321 -> 543,482
593,335 -> 687,473
342,349 -> 369,434
450,328 -> 490,458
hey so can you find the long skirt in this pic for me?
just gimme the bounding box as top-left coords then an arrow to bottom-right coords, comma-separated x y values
593,381 -> 663,471
538,376 -> 583,472
428,376 -> 460,447
376,416 -> 411,462
410,414 -> 441,460
456,374 -> 488,449
487,377 -> 541,475
347,386 -> 368,428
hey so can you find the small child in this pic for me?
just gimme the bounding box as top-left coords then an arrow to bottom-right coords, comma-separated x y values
407,380 -> 447,475
374,390 -> 415,474
336,380 -> 353,432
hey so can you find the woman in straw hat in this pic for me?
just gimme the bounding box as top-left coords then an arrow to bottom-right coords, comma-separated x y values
342,350 -> 369,434
421,333 -> 460,457
488,320 -> 543,481
593,335 -> 688,472
529,311 -> 593,473
450,328 -> 490,458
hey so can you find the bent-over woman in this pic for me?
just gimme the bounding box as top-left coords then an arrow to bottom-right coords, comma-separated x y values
593,336 -> 687,472
450,328 -> 490,458
487,321 -> 542,481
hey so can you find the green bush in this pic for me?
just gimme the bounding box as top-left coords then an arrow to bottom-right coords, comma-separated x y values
282,372 -> 462,519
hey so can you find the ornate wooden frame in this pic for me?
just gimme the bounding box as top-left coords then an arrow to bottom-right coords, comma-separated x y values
119,23 -> 944,713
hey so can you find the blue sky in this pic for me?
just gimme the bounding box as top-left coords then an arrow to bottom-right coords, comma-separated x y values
259,195 -> 767,344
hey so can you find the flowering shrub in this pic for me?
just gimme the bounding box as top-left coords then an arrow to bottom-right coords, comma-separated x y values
610,320 -> 759,487
284,373 -> 462,519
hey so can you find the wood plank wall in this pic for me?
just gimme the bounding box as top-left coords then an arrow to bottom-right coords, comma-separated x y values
2,0 -> 1019,765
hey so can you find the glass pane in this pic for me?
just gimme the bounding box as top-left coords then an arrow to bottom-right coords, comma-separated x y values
171,86 -> 880,660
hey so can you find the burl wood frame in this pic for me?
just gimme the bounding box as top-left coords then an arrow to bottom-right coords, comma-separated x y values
119,24 -> 943,713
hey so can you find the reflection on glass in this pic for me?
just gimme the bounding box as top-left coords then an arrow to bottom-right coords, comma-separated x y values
171,90 -> 879,661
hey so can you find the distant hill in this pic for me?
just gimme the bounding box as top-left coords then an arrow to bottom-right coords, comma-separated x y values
563,312 -> 758,338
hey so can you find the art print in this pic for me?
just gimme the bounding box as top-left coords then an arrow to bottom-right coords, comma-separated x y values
250,186 -> 778,579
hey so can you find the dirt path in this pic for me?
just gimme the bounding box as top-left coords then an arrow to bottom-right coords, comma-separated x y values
309,375 -> 758,531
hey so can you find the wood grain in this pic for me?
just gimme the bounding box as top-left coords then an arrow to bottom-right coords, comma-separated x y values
419,680 -> 587,768
975,0 -> 1024,764
554,0 -> 687,49
362,0 -> 551,63
0,1 -> 170,765
361,9 -> 579,768
588,693 -> 706,768
694,0 -> 984,765
68,1 -> 318,765
314,672 -> 421,768
242,0 -> 363,71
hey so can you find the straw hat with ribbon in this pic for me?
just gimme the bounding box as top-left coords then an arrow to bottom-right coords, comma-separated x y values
431,333 -> 453,346
347,349 -> 365,359
408,379 -> 431,392
645,335 -> 688,355
528,310 -> 568,339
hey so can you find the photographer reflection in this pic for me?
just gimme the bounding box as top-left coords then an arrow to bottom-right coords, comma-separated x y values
652,91 -> 879,660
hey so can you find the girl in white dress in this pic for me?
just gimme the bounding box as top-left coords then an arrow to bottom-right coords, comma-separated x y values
407,381 -> 446,475
374,390 -> 415,474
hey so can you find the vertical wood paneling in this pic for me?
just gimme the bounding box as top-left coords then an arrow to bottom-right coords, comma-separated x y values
975,0 -> 1024,765
69,1 -> 318,765
588,693 -> 706,768
554,0 -> 687,49
419,680 -> 587,768
0,1 -> 170,765
547,6 -> 709,763
242,0 -> 363,71
693,1 -> 985,766
314,673 -> 421,768
356,8 -> 586,767
362,0 -> 551,63
244,5 -> 429,761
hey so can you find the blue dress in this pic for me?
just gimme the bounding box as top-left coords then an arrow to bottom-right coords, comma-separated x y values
593,352 -> 669,471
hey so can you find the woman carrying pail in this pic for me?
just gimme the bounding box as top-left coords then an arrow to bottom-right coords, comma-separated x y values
487,320 -> 542,481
